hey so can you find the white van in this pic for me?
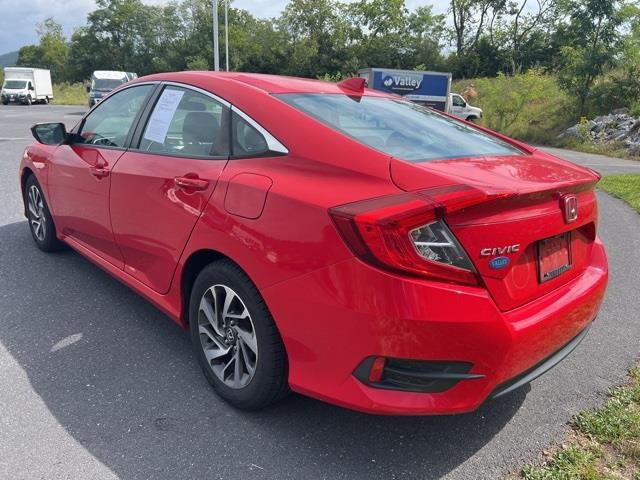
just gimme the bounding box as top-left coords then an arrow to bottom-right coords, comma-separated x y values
1,67 -> 53,105
448,93 -> 483,122
88,70 -> 135,107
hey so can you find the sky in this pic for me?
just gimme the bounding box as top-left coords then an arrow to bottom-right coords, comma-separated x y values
0,0 -> 447,55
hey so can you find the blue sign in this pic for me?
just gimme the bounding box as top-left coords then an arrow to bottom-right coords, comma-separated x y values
489,256 -> 510,270
372,71 -> 449,97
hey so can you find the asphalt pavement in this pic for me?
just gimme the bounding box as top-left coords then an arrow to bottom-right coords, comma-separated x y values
0,104 -> 638,480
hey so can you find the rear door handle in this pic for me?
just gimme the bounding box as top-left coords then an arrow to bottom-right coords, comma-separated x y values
90,166 -> 110,178
174,176 -> 209,191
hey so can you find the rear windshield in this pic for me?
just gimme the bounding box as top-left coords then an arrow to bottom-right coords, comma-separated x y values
276,93 -> 522,162
3,80 -> 27,89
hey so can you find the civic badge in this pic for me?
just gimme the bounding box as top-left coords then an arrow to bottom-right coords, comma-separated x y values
560,194 -> 578,224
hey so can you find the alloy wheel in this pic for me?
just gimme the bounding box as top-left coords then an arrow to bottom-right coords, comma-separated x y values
27,185 -> 46,241
198,284 -> 258,389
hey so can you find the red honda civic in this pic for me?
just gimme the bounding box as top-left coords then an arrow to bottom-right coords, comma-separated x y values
19,72 -> 608,415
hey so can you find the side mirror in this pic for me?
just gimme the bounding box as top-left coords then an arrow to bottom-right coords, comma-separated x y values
31,122 -> 68,145
86,85 -> 91,93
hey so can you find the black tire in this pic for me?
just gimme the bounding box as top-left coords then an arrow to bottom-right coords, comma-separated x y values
24,175 -> 65,252
2,99 -> 8,105
43,97 -> 49,105
189,260 -> 289,410
466,116 -> 478,123
25,95 -> 32,106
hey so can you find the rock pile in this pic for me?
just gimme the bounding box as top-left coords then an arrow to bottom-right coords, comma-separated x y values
562,108 -> 640,156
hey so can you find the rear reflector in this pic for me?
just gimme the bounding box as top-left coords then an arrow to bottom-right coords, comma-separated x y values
368,357 -> 386,383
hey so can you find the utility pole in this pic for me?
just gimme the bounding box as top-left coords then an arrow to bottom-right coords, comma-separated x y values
213,0 -> 220,71
224,0 -> 229,72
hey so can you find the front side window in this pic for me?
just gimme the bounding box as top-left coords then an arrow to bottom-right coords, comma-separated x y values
277,94 -> 521,162
139,86 -> 228,158
452,95 -> 465,107
77,84 -> 153,148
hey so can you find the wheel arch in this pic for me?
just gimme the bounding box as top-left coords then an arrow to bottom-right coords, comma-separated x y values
180,249 -> 263,327
20,167 -> 35,217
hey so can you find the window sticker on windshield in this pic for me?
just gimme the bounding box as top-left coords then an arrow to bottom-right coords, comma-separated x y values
143,89 -> 184,144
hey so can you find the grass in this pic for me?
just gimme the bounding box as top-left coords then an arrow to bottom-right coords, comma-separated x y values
520,368 -> 640,479
51,82 -> 87,105
598,175 -> 640,212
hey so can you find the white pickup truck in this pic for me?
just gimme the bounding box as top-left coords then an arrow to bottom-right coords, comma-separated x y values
1,67 -> 53,105
448,93 -> 483,122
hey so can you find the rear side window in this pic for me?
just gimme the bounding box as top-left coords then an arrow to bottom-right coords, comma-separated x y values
231,111 -> 269,157
139,86 -> 229,158
277,93 -> 521,162
77,84 -> 153,148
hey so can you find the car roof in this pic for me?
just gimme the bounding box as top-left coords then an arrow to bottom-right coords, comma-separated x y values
137,71 -> 391,97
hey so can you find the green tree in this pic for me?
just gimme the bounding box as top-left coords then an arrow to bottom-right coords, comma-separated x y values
16,18 -> 70,82
346,0 -> 445,72
69,0 -> 164,79
556,0 -> 623,117
277,0 -> 352,77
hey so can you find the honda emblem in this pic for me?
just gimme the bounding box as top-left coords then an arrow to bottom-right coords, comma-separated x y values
561,194 -> 578,223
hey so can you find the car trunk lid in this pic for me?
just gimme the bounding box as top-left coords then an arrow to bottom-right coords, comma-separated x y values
390,151 -> 600,311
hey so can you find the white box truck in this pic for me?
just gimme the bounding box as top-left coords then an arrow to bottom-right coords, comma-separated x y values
1,67 -> 53,105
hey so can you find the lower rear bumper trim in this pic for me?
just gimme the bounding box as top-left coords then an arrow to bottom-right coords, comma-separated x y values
490,323 -> 592,399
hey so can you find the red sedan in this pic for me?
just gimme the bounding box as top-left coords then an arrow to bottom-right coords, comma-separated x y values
19,72 -> 608,414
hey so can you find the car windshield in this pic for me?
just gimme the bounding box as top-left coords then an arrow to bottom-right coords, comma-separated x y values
3,80 -> 27,89
92,78 -> 125,91
276,93 -> 521,162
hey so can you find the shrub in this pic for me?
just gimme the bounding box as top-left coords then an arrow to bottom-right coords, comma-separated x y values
51,82 -> 88,105
453,70 -> 575,144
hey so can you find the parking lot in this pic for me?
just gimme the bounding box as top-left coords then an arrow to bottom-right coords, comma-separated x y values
0,104 -> 639,479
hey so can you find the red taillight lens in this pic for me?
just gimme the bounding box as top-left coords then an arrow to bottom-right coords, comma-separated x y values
329,187 -> 490,286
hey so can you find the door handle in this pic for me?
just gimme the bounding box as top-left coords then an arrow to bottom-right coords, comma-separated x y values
90,166 -> 110,178
174,176 -> 209,191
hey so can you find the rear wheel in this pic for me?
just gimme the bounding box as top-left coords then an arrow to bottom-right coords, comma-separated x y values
24,175 -> 64,252
189,260 -> 289,410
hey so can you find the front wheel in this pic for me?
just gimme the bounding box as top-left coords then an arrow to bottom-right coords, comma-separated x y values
24,175 -> 64,252
25,95 -> 32,106
189,260 -> 289,410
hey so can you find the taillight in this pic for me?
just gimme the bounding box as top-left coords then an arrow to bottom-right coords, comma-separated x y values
410,220 -> 475,271
329,186 -> 490,286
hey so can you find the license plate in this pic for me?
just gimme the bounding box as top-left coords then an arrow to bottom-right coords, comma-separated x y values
538,232 -> 572,283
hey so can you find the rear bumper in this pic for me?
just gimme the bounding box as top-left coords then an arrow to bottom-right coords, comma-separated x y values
490,324 -> 591,399
262,238 -> 608,415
